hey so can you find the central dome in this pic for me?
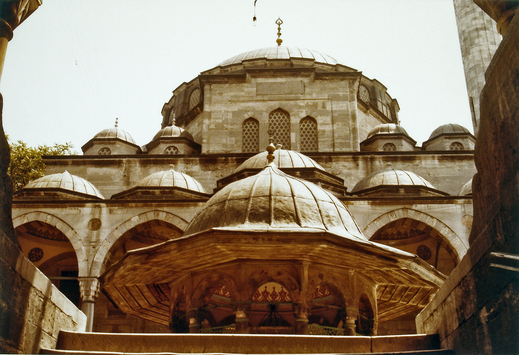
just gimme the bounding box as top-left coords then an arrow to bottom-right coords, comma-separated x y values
184,164 -> 365,241
218,46 -> 342,67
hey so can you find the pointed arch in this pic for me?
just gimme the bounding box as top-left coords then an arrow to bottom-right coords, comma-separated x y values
12,212 -> 88,276
242,117 -> 260,153
90,210 -> 189,277
268,108 -> 291,149
363,208 -> 467,261
299,116 -> 318,152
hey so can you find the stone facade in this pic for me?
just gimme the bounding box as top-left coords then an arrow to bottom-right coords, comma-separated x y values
10,46 -> 477,336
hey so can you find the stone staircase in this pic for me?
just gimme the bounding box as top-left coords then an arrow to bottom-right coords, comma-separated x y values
40,331 -> 454,354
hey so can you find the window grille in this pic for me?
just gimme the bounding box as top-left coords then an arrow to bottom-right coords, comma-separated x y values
188,88 -> 201,111
358,85 -> 370,104
382,143 -> 396,151
242,118 -> 259,153
98,147 -> 111,155
164,146 -> 179,155
300,117 -> 318,152
268,109 -> 291,149
450,142 -> 464,150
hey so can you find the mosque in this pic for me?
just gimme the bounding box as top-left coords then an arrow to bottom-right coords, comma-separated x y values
2,0 -> 518,353
12,44 -> 476,336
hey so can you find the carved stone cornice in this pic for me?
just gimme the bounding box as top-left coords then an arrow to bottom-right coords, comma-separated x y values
0,0 -> 41,40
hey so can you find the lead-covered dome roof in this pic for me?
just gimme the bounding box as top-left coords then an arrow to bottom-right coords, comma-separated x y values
151,125 -> 193,142
218,46 -> 341,67
352,167 -> 435,193
136,169 -> 206,193
428,123 -> 472,140
184,164 -> 365,241
367,123 -> 410,139
92,127 -> 137,145
235,148 -> 325,173
24,171 -> 104,199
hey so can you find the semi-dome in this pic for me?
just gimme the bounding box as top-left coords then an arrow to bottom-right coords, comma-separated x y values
459,178 -> 473,196
367,123 -> 410,139
24,171 -> 104,199
235,148 -> 325,173
184,163 -> 365,241
352,167 -> 436,193
136,169 -> 206,193
151,125 -> 193,142
217,46 -> 342,67
92,127 -> 137,145
428,123 -> 472,140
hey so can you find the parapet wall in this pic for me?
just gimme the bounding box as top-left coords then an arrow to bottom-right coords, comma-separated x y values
0,233 -> 86,354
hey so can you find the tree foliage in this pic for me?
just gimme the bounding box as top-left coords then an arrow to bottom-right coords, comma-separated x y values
8,139 -> 75,192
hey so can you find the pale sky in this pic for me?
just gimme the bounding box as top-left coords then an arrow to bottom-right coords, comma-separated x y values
1,0 -> 472,151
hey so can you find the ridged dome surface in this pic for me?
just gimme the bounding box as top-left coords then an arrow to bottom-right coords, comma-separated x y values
367,123 -> 410,139
352,167 -> 435,193
218,47 -> 341,67
137,169 -> 206,193
152,125 -> 193,141
428,123 -> 471,140
459,178 -> 472,196
93,127 -> 136,144
24,171 -> 104,198
184,164 -> 365,241
235,149 -> 325,173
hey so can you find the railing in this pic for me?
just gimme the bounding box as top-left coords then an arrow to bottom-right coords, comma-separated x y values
307,324 -> 344,336
200,324 -> 236,334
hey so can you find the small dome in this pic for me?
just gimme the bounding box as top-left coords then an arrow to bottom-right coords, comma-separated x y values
93,127 -> 136,145
459,178 -> 473,196
428,124 -> 471,140
184,164 -> 365,241
24,171 -> 104,199
235,148 -> 325,173
352,167 -> 436,193
152,125 -> 193,142
137,169 -> 206,193
367,123 -> 410,139
217,46 -> 341,67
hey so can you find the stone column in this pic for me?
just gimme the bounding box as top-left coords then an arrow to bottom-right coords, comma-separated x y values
234,304 -> 250,333
294,304 -> 309,334
344,316 -> 357,336
186,308 -> 201,333
79,277 -> 100,332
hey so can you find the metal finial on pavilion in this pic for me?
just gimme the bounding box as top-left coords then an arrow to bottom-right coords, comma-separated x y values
266,138 -> 276,165
170,111 -> 176,126
275,18 -> 283,46
115,118 -> 118,128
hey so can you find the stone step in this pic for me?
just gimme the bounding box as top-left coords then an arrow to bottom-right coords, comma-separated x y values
41,349 -> 456,355
41,331 -> 448,354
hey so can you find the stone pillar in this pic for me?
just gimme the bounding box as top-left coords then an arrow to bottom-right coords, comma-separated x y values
294,304 -> 309,335
344,316 -> 356,336
186,308 -> 201,333
234,304 -> 250,333
79,277 -> 100,332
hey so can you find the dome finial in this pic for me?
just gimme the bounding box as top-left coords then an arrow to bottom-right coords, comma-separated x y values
115,118 -> 118,128
266,138 -> 276,165
275,18 -> 283,46
170,111 -> 176,127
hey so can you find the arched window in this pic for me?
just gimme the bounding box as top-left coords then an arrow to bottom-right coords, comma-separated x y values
242,118 -> 259,153
98,147 -> 111,155
382,143 -> 396,151
188,88 -> 201,111
450,142 -> 464,150
358,85 -> 370,104
268,109 -> 291,149
300,116 -> 318,152
164,146 -> 179,155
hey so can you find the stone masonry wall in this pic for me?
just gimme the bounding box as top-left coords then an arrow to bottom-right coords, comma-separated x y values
0,234 -> 86,353
416,13 -> 518,354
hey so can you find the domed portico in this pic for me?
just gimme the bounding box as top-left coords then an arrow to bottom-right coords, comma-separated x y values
102,153 -> 445,336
